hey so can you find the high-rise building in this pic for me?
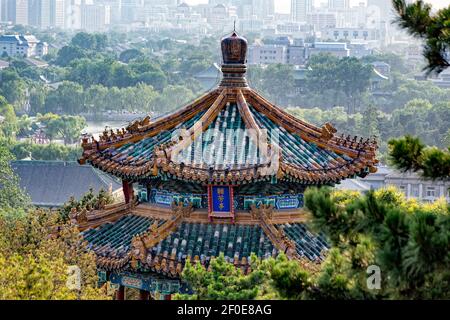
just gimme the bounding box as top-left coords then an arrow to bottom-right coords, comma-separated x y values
28,0 -> 65,29
328,0 -> 349,9
51,0 -> 65,27
252,0 -> 274,19
81,3 -> 110,31
3,0 -> 29,25
367,0 -> 393,21
97,0 -> 122,24
121,0 -> 143,22
291,0 -> 312,23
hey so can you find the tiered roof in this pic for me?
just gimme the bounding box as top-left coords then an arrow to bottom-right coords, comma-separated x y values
79,89 -> 378,185
78,32 -> 378,281
83,213 -> 329,277
79,31 -> 377,185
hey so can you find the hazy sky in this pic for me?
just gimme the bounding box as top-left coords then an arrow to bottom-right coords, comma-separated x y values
185,0 -> 448,13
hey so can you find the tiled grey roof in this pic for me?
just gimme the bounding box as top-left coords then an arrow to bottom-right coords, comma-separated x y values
11,160 -> 121,207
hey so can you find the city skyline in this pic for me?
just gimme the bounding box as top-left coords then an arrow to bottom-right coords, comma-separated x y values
185,0 -> 448,13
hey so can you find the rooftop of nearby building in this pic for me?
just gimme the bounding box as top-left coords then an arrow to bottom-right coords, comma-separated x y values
11,160 -> 122,207
0,34 -> 38,44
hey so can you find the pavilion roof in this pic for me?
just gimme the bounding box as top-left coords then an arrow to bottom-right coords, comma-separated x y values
79,87 -> 378,185
82,213 -> 329,277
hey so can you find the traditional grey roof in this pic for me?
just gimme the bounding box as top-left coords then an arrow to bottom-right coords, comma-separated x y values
11,160 -> 122,207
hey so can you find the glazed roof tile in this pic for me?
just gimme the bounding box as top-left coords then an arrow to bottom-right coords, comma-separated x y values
83,214 -> 329,275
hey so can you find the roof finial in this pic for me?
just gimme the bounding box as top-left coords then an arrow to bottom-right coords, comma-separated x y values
233,20 -> 236,32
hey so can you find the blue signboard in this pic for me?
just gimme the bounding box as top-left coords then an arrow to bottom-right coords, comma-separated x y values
211,186 -> 232,213
109,271 -> 182,294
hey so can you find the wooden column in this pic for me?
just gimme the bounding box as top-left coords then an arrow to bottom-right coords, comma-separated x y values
164,294 -> 172,300
115,286 -> 125,300
139,290 -> 149,301
122,180 -> 134,204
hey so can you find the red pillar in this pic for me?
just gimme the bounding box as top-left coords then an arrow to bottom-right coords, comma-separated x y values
164,294 -> 172,300
122,180 -> 134,204
139,290 -> 149,301
115,286 -> 125,300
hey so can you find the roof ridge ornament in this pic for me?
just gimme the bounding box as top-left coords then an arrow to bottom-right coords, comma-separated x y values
219,31 -> 248,88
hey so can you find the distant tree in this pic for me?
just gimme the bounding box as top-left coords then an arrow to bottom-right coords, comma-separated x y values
0,96 -> 18,138
45,81 -> 84,114
28,143 -> 81,161
259,64 -> 295,105
0,69 -> 28,111
157,85 -> 195,113
393,0 -> 450,74
41,114 -> 86,145
85,84 -> 109,113
71,32 -> 97,50
119,49 -> 143,63
0,145 -> 30,210
306,54 -> 372,112
55,46 -> 87,67
29,85 -> 47,115
336,57 -> 372,113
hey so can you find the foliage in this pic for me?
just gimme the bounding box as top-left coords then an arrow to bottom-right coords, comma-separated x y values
38,113 -> 87,145
4,139 -> 81,161
388,135 -> 450,179
0,96 -> 18,138
0,208 -> 111,300
59,188 -> 114,223
304,187 -> 450,299
174,253 -> 262,300
0,145 -> 30,210
393,0 -> 450,74
306,54 -> 372,112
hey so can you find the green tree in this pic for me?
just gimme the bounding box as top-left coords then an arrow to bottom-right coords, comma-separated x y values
259,64 -> 295,105
55,46 -> 87,67
0,144 -> 30,210
0,208 -> 111,300
393,0 -> 450,74
40,114 -> 86,145
304,187 -> 450,299
0,96 -> 18,138
119,49 -> 143,63
388,135 -> 450,179
45,81 -> 85,114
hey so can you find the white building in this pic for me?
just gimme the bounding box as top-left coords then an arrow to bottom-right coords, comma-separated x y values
307,12 -> 337,31
307,42 -> 350,58
325,27 -> 380,41
291,0 -> 312,23
81,3 -> 110,31
328,0 -> 349,9
342,166 -> 450,203
0,35 -> 48,58
248,43 -> 288,65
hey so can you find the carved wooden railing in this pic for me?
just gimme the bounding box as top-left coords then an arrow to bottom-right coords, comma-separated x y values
129,202 -> 194,269
70,200 -> 136,224
250,204 -> 320,273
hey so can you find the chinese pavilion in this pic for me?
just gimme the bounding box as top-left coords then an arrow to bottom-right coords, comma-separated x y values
77,32 -> 378,300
